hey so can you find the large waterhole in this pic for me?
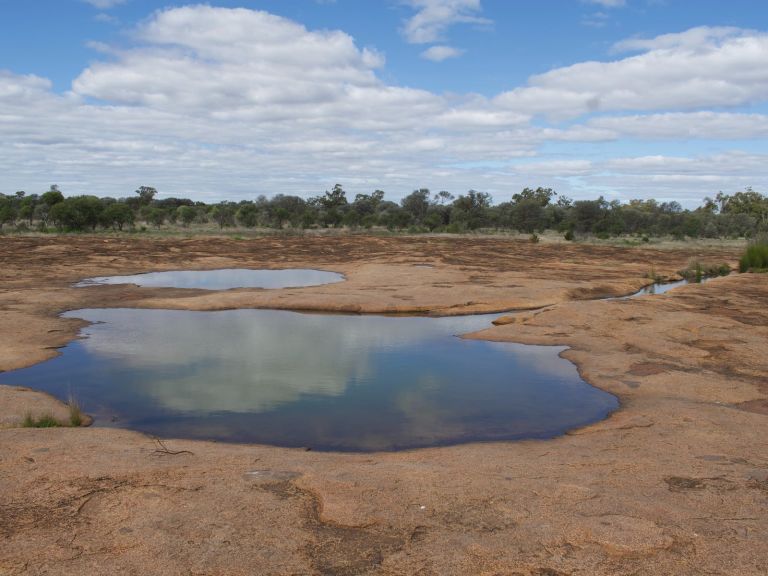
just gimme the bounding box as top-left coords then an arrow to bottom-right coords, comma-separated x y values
2,308 -> 618,452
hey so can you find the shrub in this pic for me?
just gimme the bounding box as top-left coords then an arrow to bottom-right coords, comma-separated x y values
564,230 -> 574,241
739,236 -> 768,272
530,233 -> 539,243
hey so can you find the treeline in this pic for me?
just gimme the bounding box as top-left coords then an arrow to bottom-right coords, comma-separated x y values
1,184 -> 766,239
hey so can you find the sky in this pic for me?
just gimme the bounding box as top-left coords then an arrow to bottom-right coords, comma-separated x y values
0,0 -> 767,206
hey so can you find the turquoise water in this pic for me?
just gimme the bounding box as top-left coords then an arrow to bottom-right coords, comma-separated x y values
74,268 -> 344,290
0,308 -> 617,452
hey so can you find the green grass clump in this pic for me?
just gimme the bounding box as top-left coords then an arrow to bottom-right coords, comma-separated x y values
22,412 -> 61,428
679,260 -> 731,282
739,243 -> 768,272
68,395 -> 84,427
646,266 -> 662,283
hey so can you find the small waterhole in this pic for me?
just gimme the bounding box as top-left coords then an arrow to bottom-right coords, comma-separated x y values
74,268 -> 345,290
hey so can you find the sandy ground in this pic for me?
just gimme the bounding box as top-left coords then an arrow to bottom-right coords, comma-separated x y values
0,234 -> 766,575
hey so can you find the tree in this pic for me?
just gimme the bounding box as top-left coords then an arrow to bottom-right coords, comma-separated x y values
101,203 -> 134,231
41,186 -> 64,208
434,190 -> 454,205
49,196 -> 103,231
511,200 -> 547,233
135,186 -> 157,206
720,188 -> 768,225
512,187 -> 556,206
18,195 -> 38,225
351,190 -> 383,218
210,203 -> 236,228
451,190 -> 492,230
316,184 -> 348,227
401,189 -> 430,224
146,207 -> 166,228
570,197 -> 608,234
235,204 -> 259,228
321,184 -> 348,209
0,195 -> 15,229
177,205 -> 197,227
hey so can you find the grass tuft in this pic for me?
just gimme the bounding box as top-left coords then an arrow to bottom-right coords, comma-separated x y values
68,394 -> 84,427
679,260 -> 730,282
22,412 -> 61,428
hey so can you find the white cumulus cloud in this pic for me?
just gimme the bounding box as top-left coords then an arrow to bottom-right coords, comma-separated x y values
582,0 -> 626,8
0,8 -> 766,207
82,0 -> 126,9
421,45 -> 464,61
401,0 -> 490,44
495,26 -> 768,118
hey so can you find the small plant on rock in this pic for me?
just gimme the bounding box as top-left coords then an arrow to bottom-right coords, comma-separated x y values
22,412 -> 61,428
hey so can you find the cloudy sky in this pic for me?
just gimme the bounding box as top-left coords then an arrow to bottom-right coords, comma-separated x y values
1,0 -> 766,206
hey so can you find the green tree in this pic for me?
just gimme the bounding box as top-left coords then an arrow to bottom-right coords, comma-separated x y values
49,196 -> 103,231
0,195 -> 15,229
177,205 -> 197,227
512,187 -> 556,206
41,185 -> 64,207
401,189 -> 430,224
135,186 -> 157,206
451,190 -> 492,230
210,203 -> 236,228
720,188 -> 768,226
146,207 -> 166,228
511,200 -> 547,233
570,197 -> 608,234
314,184 -> 348,228
101,203 -> 135,231
18,195 -> 38,225
236,204 -> 259,228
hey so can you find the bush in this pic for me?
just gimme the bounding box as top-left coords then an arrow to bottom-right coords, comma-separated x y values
739,236 -> 768,272
564,230 -> 574,241
530,233 -> 539,243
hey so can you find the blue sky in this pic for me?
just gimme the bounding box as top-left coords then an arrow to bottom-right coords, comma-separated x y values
1,0 -> 767,206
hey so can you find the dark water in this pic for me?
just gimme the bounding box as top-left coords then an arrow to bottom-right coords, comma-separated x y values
74,268 -> 344,290
0,309 -> 617,452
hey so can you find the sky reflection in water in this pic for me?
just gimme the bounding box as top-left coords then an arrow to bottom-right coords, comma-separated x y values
2,309 -> 618,451
75,268 -> 344,290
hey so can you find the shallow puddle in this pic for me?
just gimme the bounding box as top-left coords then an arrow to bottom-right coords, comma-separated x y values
1,309 -> 617,451
74,268 -> 344,290
617,276 -> 714,299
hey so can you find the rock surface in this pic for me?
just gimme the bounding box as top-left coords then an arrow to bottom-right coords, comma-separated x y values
1,234 -> 765,576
